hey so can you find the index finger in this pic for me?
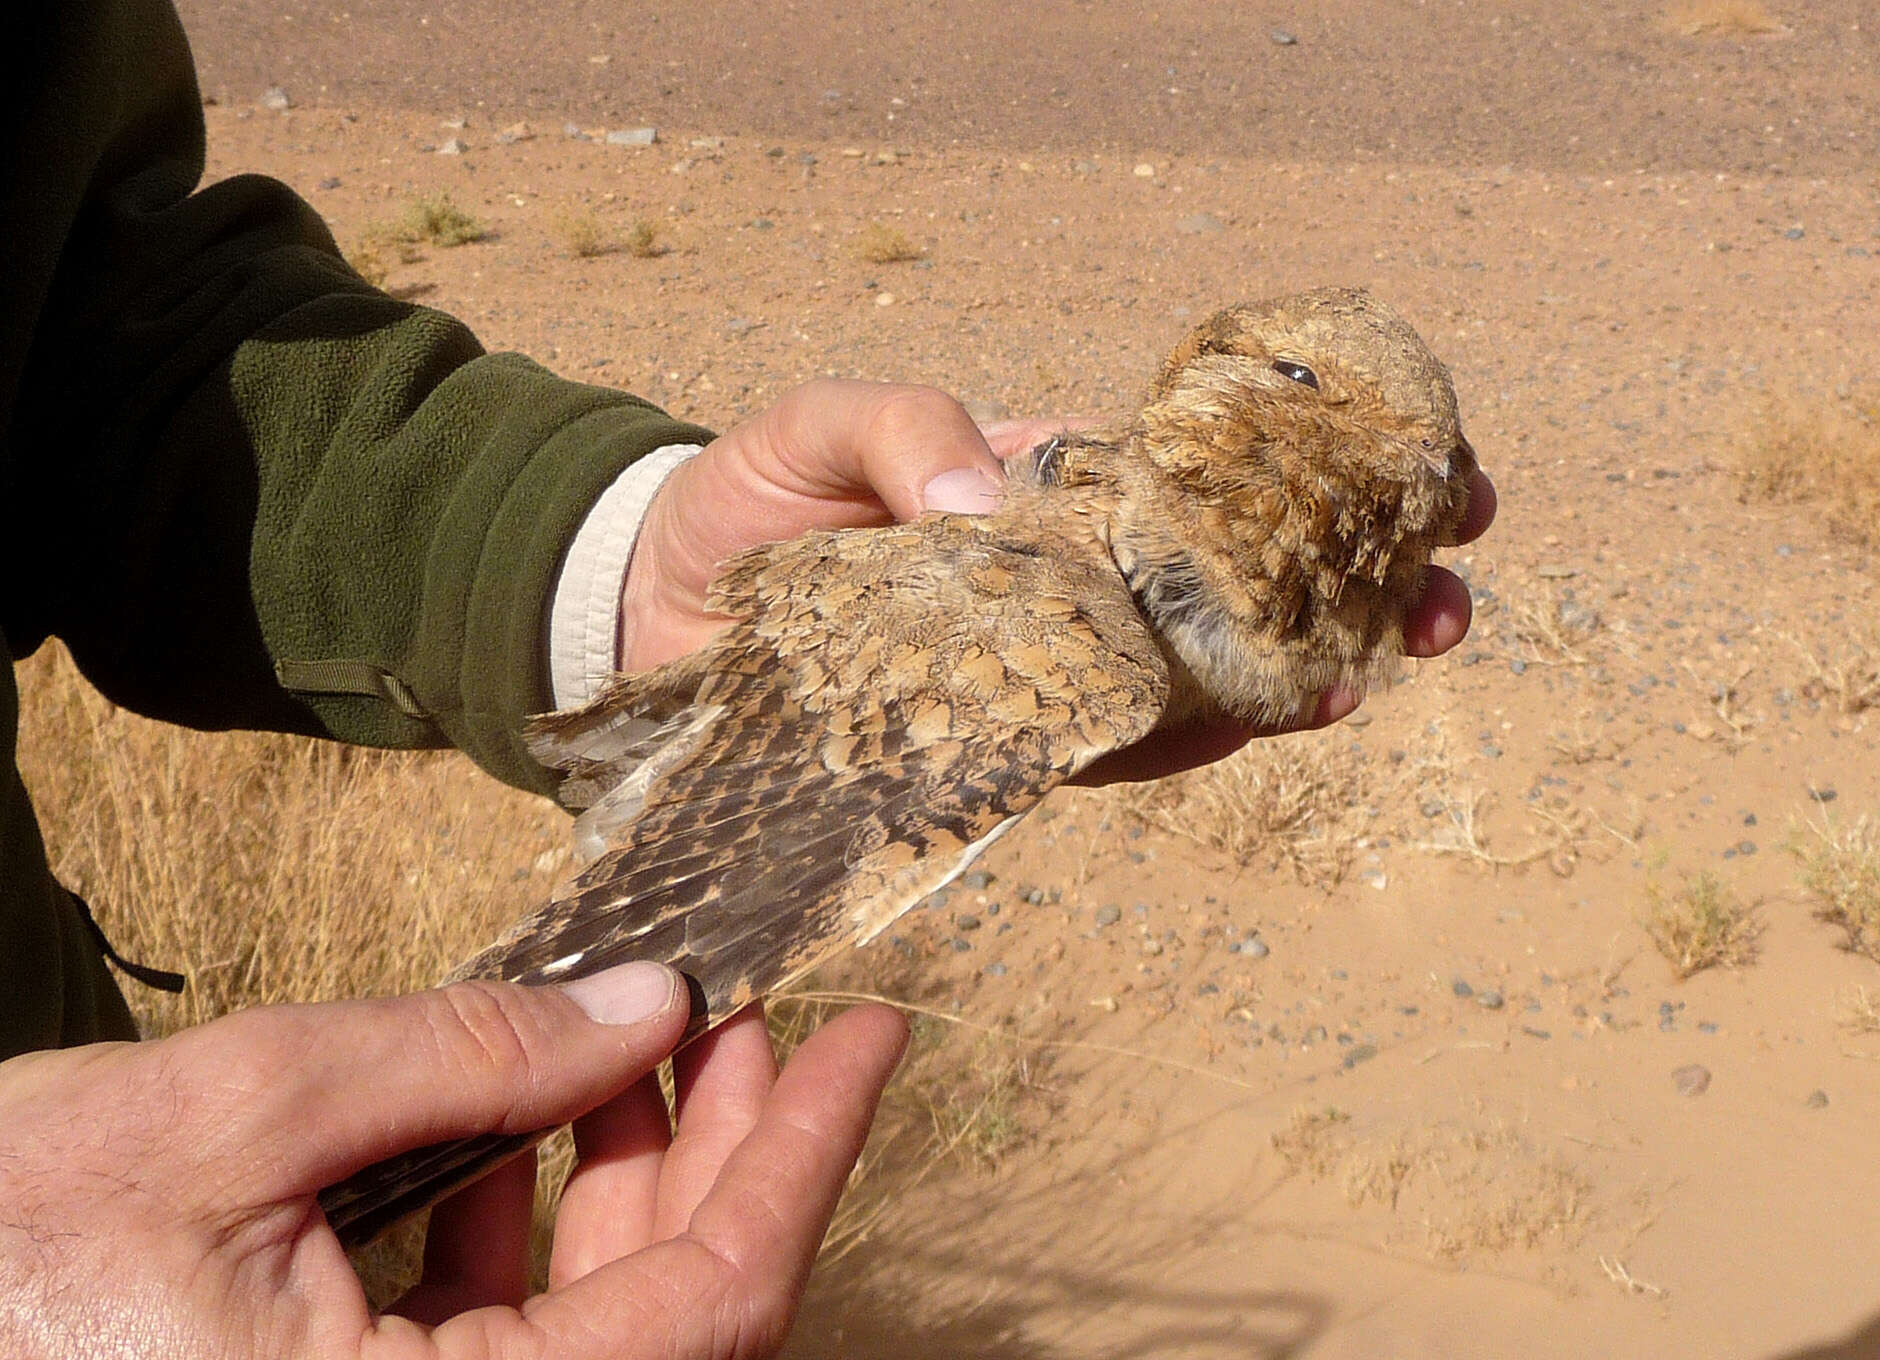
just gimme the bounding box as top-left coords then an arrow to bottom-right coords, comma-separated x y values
512,1003 -> 908,1359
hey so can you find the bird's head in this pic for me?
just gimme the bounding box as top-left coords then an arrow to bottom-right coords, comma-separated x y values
1102,288 -> 1478,726
1139,286 -> 1475,501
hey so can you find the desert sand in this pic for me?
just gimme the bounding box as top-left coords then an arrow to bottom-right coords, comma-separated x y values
136,1 -> 1880,1354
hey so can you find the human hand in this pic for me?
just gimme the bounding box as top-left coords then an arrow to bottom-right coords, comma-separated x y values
0,963 -> 908,1359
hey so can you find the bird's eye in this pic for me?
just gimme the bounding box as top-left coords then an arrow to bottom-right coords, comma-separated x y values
1273,360 -> 1319,389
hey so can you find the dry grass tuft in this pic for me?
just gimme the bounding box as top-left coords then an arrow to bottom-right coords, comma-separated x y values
346,243 -> 392,288
1738,390 -> 1880,552
623,219 -> 666,259
1661,0 -> 1785,35
854,222 -> 924,264
397,194 -> 487,248
1791,817 -> 1880,962
1642,870 -> 1761,977
1507,585 -> 1598,666
1783,630 -> 1880,716
1842,985 -> 1880,1035
1115,736 -> 1369,886
554,210 -> 613,259
13,644 -> 561,1034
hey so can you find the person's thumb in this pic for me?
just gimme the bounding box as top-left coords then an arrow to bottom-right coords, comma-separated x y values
156,961 -> 689,1201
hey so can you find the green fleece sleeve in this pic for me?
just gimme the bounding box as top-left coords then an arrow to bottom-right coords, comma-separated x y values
3,0 -> 712,795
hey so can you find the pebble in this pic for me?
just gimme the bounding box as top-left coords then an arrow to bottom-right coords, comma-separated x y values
261,86 -> 292,111
875,292 -> 896,307
1095,905 -> 1122,927
1176,212 -> 1225,235
564,122 -> 591,141
1672,1064 -> 1712,1097
1343,1042 -> 1378,1069
950,936 -> 972,953
1141,937 -> 1164,957
494,121 -> 535,145
984,962 -> 1008,978
955,914 -> 981,932
1784,226 -> 1806,240
1809,786 -> 1838,803
962,870 -> 995,890
1234,937 -> 1270,959
1270,27 -> 1298,44
1476,990 -> 1505,1010
318,176 -> 341,190
605,127 -> 658,146
1304,1025 -> 1328,1044
1074,159 -> 1100,174
436,138 -> 467,155
1452,979 -> 1475,998
1806,1089 -> 1830,1109
1522,1026 -> 1552,1040
1132,162 -> 1157,178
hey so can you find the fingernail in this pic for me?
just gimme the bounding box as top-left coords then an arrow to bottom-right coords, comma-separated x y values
559,961 -> 681,1026
920,466 -> 1005,515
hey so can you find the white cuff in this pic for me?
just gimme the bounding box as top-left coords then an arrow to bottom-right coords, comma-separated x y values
547,443 -> 704,709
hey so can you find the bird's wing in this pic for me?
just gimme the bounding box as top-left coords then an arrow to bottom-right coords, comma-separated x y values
460,513 -> 1168,1019
321,515 -> 1167,1246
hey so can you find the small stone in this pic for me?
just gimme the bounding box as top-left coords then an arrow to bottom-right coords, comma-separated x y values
605,127 -> 659,146
1452,979 -> 1475,998
1270,27 -> 1298,44
1805,1089 -> 1829,1109
1024,888 -> 1045,906
950,936 -> 972,953
875,292 -> 896,307
1737,840 -> 1757,856
1176,212 -> 1225,235
318,176 -> 342,190
955,914 -> 981,932
1476,990 -> 1505,1010
1237,937 -> 1270,959
1809,786 -> 1838,803
1672,1064 -> 1712,1097
1522,1026 -> 1552,1040
1132,162 -> 1156,178
436,138 -> 468,155
494,121 -> 535,145
1141,937 -> 1164,957
261,86 -> 292,111
984,962 -> 1008,978
1536,563 -> 1578,579
962,870 -> 995,890
1095,905 -> 1122,927
1304,1025 -> 1328,1044
1074,159 -> 1100,174
1783,226 -> 1805,240
1343,1042 -> 1378,1069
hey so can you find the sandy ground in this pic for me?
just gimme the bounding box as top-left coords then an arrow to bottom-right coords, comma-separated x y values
172,2 -> 1880,1355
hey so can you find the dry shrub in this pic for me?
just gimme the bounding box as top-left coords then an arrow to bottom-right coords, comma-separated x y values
1508,585 -> 1598,665
1791,817 -> 1880,962
855,222 -> 923,264
1738,390 -> 1880,551
618,219 -> 664,259
1116,735 -> 1368,885
1642,870 -> 1761,978
1661,0 -> 1785,35
346,243 -> 391,288
555,210 -> 612,259
1786,630 -> 1880,716
398,193 -> 486,247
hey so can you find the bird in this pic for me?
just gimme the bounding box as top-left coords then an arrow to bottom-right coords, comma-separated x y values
320,285 -> 1479,1246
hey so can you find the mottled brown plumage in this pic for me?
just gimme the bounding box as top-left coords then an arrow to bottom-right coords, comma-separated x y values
322,286 -> 1477,1245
